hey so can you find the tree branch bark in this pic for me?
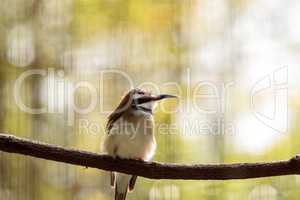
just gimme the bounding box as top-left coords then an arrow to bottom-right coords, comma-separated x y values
0,133 -> 300,180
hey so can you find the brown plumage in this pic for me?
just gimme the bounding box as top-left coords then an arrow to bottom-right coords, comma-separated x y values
103,88 -> 176,200
106,89 -> 150,200
106,89 -> 150,133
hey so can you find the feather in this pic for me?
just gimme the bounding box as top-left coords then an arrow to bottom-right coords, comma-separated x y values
110,172 -> 115,188
129,175 -> 138,191
106,90 -> 134,133
115,173 -> 129,200
115,184 -> 127,200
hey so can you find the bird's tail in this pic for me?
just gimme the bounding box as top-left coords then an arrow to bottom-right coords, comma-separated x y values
115,173 -> 130,200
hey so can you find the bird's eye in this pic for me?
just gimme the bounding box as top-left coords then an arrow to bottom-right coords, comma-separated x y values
137,91 -> 145,95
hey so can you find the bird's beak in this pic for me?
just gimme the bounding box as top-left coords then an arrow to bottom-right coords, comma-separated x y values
153,94 -> 178,101
134,94 -> 177,105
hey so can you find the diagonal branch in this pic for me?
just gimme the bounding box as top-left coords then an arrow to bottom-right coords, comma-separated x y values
0,133 -> 300,180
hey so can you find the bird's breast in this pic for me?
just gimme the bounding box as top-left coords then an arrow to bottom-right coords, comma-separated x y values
106,116 -> 157,161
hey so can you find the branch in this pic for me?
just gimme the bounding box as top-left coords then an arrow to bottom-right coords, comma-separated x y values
0,133 -> 300,180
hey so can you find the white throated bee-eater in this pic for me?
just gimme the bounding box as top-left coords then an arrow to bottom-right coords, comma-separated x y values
103,88 -> 177,200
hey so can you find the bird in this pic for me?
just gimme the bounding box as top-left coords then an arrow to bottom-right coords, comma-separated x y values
102,88 -> 177,200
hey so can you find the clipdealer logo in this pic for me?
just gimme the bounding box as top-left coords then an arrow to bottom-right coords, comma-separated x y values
12,66 -> 289,135
250,66 -> 288,134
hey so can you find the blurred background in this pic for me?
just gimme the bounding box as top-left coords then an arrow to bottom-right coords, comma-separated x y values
1,0 -> 300,199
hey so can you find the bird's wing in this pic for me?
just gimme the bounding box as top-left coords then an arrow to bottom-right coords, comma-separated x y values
106,92 -> 133,134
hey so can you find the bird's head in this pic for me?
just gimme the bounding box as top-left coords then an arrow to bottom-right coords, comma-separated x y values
110,88 -> 177,117
106,88 -> 177,131
129,88 -> 177,115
